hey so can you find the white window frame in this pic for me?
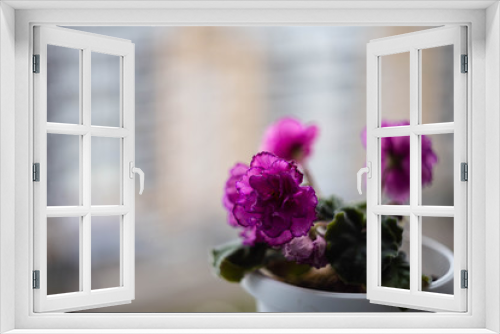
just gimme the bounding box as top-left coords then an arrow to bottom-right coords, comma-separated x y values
0,1 -> 499,333
33,25 -> 136,313
365,26 -> 468,312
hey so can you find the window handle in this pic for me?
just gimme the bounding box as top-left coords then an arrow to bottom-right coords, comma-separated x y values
129,162 -> 145,195
357,162 -> 371,195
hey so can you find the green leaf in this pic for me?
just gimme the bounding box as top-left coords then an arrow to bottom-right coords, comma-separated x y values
353,201 -> 367,213
382,255 -> 433,292
315,195 -> 345,221
380,216 -> 403,271
381,252 -> 410,289
211,241 -> 268,282
324,206 -> 407,287
325,208 -> 367,285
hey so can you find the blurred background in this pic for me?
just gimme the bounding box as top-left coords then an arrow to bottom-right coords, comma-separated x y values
45,26 -> 455,312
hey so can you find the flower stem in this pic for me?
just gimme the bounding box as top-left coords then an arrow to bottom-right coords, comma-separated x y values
302,164 -> 321,196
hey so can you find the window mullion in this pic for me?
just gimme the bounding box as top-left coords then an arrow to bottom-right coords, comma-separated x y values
46,123 -> 88,136
373,123 -> 454,138
411,206 -> 455,217
78,48 -> 84,293
373,205 -> 411,216
413,122 -> 454,135
90,205 -> 130,216
409,47 -> 420,294
82,47 -> 92,294
46,206 -> 89,217
372,125 -> 411,137
90,126 -> 129,138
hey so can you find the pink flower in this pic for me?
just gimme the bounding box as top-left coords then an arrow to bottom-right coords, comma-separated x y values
361,120 -> 438,203
223,163 -> 249,227
260,117 -> 319,163
232,152 -> 318,246
223,163 -> 264,245
283,235 -> 328,269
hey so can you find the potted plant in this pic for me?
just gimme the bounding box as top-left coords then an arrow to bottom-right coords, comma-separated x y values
211,117 -> 453,312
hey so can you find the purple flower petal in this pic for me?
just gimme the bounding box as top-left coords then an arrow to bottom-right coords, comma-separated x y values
261,230 -> 293,246
222,162 -> 249,227
250,152 -> 280,169
224,152 -> 317,247
260,117 -> 319,163
283,235 -> 328,269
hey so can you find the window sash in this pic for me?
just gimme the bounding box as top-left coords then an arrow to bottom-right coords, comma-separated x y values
366,25 -> 468,312
33,25 -> 136,313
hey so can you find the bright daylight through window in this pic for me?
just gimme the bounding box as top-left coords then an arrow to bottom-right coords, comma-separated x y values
34,25 -> 466,313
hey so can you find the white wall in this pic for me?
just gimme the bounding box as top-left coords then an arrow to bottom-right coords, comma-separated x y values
485,2 -> 500,333
0,2 -> 16,333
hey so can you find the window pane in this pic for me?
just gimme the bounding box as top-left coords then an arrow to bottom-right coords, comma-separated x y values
421,45 -> 454,124
91,137 -> 121,205
421,217 -> 454,295
47,217 -> 80,295
91,52 -> 121,127
47,45 -> 80,124
381,215 -> 410,290
47,133 -> 80,206
380,136 -> 410,205
380,52 -> 410,125
421,134 -> 454,206
91,216 -> 121,290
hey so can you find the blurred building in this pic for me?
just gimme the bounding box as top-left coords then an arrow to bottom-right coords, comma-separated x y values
154,27 -> 266,232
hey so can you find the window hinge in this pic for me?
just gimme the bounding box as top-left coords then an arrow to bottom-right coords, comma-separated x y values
461,54 -> 468,73
33,163 -> 40,182
33,270 -> 40,289
461,162 -> 468,181
33,54 -> 40,73
461,270 -> 468,289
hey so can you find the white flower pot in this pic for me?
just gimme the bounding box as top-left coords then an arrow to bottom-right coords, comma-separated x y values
241,236 -> 454,312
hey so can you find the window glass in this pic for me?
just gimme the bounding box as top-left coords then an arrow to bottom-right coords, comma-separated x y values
91,52 -> 121,127
421,134 -> 454,206
421,216 -> 454,295
91,137 -> 121,205
380,52 -> 410,125
380,136 -> 411,205
47,133 -> 80,206
421,45 -> 454,124
92,216 -> 121,290
47,45 -> 80,124
47,217 -> 80,295
380,215 -> 410,290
